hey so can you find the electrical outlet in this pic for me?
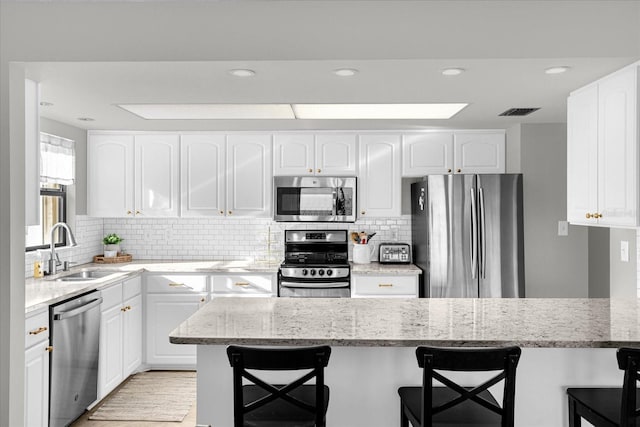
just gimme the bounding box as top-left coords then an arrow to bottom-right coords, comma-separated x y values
557,221 -> 569,236
621,240 -> 629,262
391,227 -> 399,241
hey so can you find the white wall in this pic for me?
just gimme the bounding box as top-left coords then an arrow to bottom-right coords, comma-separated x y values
520,123 -> 589,297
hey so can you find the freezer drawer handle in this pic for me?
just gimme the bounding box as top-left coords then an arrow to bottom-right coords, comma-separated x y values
53,297 -> 103,321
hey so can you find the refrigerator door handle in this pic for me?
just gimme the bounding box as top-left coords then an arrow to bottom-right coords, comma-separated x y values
479,187 -> 486,279
470,188 -> 478,279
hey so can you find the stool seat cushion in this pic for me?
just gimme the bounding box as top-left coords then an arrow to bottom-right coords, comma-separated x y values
567,387 -> 640,425
241,384 -> 330,427
398,386 -> 503,427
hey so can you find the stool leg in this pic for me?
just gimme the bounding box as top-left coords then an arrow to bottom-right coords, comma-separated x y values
400,402 -> 409,427
568,397 -> 581,427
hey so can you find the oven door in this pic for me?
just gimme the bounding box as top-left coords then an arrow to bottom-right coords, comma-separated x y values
274,176 -> 356,222
278,280 -> 351,298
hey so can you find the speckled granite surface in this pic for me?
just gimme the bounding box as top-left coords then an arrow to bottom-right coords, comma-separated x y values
169,297 -> 640,348
350,261 -> 421,275
25,260 -> 280,313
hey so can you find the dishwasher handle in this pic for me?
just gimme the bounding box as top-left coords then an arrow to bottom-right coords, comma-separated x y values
53,297 -> 103,321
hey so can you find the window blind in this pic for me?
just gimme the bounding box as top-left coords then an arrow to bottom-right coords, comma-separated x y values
40,132 -> 75,185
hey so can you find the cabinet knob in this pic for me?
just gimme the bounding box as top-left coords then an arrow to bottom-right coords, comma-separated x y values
135,210 -> 141,215
361,211 -> 366,215
45,346 -> 53,353
127,210 -> 132,215
447,169 -> 452,173
457,169 -> 462,173
594,213 -> 602,219
228,210 -> 233,215
317,168 -> 321,173
308,168 -> 313,173
219,210 -> 224,215
200,297 -> 206,303
586,213 -> 593,219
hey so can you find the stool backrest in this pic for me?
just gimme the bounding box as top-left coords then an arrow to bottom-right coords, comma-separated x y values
227,345 -> 331,427
416,346 -> 522,427
617,347 -> 640,427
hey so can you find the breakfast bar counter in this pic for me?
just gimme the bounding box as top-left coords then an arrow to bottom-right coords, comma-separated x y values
170,297 -> 640,427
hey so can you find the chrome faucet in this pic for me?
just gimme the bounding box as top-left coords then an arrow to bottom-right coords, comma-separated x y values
47,222 -> 78,275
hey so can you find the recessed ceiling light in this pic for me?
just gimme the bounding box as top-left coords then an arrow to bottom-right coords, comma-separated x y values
292,103 -> 468,120
77,117 -> 95,122
39,101 -> 53,107
333,68 -> 359,77
545,66 -> 570,75
441,68 -> 465,76
228,69 -> 256,77
118,104 -> 295,119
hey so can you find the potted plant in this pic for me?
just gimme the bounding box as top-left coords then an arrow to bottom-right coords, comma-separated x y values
103,233 -> 124,257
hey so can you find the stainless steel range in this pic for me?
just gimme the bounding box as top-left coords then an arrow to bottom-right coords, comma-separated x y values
278,230 -> 350,297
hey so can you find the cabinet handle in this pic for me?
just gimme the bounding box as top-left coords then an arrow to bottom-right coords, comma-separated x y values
447,169 -> 452,173
308,168 -> 313,173
234,282 -> 250,287
169,283 -> 185,287
378,283 -> 394,288
317,168 -> 322,173
121,307 -> 127,312
45,346 -> 53,353
29,326 -> 48,335
457,169 -> 462,173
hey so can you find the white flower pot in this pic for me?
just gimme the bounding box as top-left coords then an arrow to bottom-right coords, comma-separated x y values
104,244 -> 120,257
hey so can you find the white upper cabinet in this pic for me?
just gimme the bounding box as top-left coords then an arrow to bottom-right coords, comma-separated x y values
227,134 -> 273,217
359,134 -> 401,217
181,135 -> 226,217
274,133 -> 356,176
402,132 -> 454,176
567,85 -> 599,225
88,134 -> 135,217
135,134 -> 180,217
315,134 -> 357,175
453,131 -> 505,174
273,134 -> 315,175
567,63 -> 639,227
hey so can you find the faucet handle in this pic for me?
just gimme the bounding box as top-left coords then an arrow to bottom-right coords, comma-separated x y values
63,261 -> 76,271
54,253 -> 62,266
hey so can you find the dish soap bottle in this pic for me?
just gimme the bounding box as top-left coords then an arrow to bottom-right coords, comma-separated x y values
33,251 -> 43,278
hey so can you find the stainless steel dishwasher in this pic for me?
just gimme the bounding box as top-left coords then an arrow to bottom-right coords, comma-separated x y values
49,290 -> 103,427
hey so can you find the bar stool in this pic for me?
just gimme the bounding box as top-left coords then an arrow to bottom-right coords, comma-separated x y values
227,345 -> 331,427
398,346 -> 522,427
567,347 -> 640,426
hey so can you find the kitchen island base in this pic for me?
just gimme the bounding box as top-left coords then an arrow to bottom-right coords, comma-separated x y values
196,346 -> 619,427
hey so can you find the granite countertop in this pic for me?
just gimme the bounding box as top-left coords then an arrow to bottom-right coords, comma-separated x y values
25,259 -> 281,313
169,297 -> 640,348
350,261 -> 421,275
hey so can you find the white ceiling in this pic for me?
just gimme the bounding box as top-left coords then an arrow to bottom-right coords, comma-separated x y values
18,0 -> 640,131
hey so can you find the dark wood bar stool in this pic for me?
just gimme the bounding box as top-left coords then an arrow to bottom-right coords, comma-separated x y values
567,347 -> 640,427
226,345 -> 331,427
398,346 -> 522,427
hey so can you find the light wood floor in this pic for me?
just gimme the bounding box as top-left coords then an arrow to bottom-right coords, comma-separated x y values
70,375 -> 197,427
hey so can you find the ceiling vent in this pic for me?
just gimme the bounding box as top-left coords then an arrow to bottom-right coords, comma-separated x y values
499,108 -> 540,117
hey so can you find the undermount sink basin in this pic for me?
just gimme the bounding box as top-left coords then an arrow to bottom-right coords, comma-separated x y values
55,270 -> 119,282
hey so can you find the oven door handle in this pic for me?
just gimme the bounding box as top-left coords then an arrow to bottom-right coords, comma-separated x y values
280,281 -> 349,289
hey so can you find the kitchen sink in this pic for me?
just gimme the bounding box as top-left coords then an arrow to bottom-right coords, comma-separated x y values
54,270 -> 120,282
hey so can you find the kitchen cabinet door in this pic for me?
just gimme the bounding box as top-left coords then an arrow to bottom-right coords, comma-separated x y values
567,84 -> 599,225
24,343 -> 49,427
227,134 -> 273,217
145,293 -> 207,366
597,67 -> 638,227
122,293 -> 142,378
402,132 -> 454,176
87,133 -> 135,217
358,134 -> 401,217
315,134 -> 357,175
211,274 -> 276,297
453,131 -> 505,174
273,134 -> 314,175
181,134 -> 226,217
99,302 -> 124,399
135,134 -> 180,217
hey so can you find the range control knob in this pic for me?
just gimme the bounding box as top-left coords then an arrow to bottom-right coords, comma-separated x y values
318,269 -> 325,276
326,269 -> 333,277
310,269 -> 316,276
302,269 -> 308,276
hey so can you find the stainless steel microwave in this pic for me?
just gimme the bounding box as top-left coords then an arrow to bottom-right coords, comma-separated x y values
274,176 -> 357,222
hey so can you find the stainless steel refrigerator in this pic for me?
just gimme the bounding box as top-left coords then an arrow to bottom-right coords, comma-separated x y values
411,174 -> 524,298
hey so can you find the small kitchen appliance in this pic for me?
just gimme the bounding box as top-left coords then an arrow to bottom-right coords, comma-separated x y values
278,229 -> 350,297
378,242 -> 411,264
274,176 -> 356,222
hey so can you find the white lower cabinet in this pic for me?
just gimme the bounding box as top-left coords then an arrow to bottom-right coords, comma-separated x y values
24,309 -> 50,427
351,275 -> 418,298
145,274 -> 208,367
211,273 -> 276,297
98,276 -> 142,400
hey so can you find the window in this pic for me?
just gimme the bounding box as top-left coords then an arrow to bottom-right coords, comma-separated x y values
25,184 -> 67,251
25,132 -> 75,252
